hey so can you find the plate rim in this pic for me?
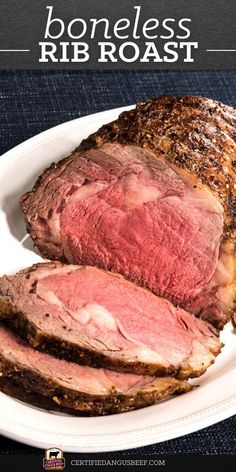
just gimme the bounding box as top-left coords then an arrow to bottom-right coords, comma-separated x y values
0,394 -> 235,452
0,105 -> 134,169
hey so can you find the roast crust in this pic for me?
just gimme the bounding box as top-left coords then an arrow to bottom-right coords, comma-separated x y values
0,357 -> 192,416
21,96 -> 236,228
80,95 -> 236,232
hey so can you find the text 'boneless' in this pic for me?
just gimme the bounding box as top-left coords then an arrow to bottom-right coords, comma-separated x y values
38,6 -> 198,64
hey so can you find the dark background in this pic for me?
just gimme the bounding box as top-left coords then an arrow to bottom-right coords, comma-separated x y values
1,70 -> 236,156
0,1 -> 236,69
0,70 -> 235,456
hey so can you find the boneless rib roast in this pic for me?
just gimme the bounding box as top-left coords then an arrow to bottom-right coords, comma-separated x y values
0,95 -> 235,415
20,96 -> 236,330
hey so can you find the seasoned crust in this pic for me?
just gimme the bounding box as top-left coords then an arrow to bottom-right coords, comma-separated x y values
0,377 -> 85,416
0,356 -> 192,416
20,96 -> 236,229
3,312 -> 221,380
80,96 -> 236,232
4,312 -> 176,378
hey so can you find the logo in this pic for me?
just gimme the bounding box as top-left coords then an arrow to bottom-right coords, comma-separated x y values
43,448 -> 65,470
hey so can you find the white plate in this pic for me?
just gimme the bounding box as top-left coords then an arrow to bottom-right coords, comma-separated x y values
0,106 -> 235,453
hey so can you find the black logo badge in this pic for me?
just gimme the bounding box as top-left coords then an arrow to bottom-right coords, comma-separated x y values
43,448 -> 65,470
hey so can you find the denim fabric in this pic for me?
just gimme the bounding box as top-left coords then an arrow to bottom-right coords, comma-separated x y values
1,70 -> 236,155
0,70 -> 235,455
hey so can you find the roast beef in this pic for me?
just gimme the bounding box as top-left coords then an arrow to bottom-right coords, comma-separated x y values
20,96 -> 236,330
0,262 -> 221,378
0,324 -> 191,415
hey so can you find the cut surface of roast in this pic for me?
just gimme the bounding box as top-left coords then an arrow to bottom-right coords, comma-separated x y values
20,96 -> 236,330
0,263 -> 221,378
0,324 -> 191,415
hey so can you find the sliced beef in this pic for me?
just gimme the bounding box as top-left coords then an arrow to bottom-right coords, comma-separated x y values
20,96 -> 236,330
0,262 -> 221,379
0,324 -> 191,415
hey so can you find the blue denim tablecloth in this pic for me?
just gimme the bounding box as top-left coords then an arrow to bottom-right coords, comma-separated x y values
0,70 -> 235,455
